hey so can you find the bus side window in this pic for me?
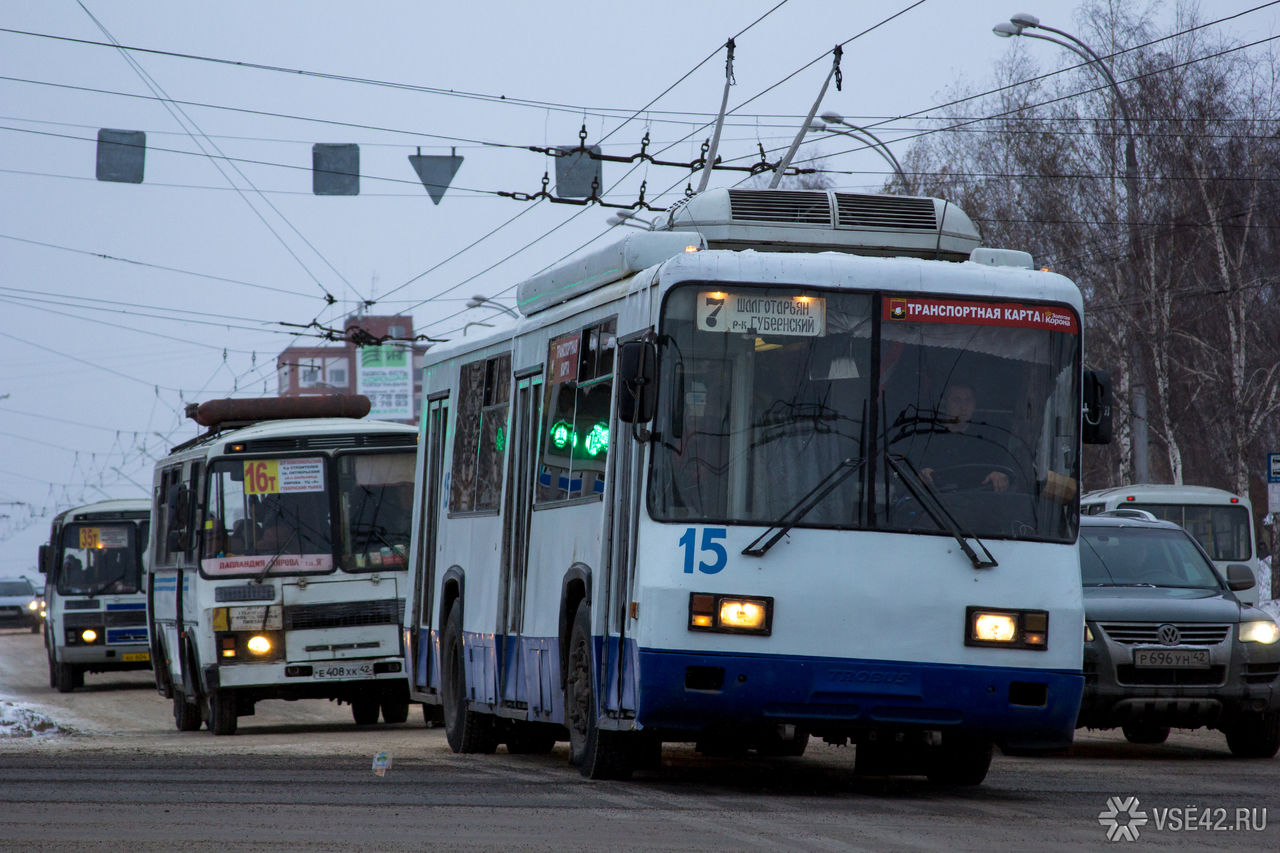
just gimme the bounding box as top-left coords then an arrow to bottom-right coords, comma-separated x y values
449,352 -> 512,513
537,318 -> 616,503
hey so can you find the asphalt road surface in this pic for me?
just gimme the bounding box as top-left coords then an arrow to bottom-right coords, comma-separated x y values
1,628 -> 1276,851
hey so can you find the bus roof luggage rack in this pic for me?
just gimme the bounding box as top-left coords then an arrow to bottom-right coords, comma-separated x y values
658,188 -> 982,260
184,394 -> 372,431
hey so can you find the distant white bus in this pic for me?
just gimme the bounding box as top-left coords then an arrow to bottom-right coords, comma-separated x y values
38,498 -> 152,692
1081,485 -> 1263,604
404,188 -> 1110,784
148,395 -> 417,734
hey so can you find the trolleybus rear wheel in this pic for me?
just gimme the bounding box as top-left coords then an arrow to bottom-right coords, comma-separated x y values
440,605 -> 497,753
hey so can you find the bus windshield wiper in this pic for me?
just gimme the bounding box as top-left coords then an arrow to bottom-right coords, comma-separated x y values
742,457 -> 865,557
885,453 -> 998,569
254,526 -> 299,584
84,573 -> 127,597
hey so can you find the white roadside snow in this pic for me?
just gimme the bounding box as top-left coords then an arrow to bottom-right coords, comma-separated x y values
0,699 -> 78,739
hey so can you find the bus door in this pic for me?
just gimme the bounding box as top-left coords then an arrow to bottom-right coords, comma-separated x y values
600,379 -> 641,719
498,374 -> 542,713
412,396 -> 449,696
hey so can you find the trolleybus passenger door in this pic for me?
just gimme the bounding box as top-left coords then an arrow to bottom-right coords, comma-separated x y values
498,375 -> 541,711
601,375 -> 641,719
413,396 -> 448,695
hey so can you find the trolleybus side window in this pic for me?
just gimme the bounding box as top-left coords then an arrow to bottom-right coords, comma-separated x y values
337,451 -> 416,571
449,352 -> 511,514
536,318 -> 616,503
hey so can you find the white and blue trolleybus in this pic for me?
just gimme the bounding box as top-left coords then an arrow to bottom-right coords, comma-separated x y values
405,188 -> 1111,782
148,395 -> 418,734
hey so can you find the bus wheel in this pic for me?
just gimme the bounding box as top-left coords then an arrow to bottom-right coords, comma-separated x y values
380,699 -> 410,725
54,662 -> 80,694
173,692 -> 202,732
925,736 -> 992,786
440,606 -> 497,754
47,654 -> 56,689
208,688 -> 238,736
565,603 -> 634,780
352,698 -> 380,726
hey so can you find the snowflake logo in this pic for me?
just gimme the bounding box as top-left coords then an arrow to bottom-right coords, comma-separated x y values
1098,795 -> 1149,842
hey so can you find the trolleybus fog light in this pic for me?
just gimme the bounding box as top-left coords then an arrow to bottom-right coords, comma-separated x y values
689,593 -> 773,635
966,606 -> 1049,650
80,628 -> 98,644
1240,620 -> 1280,644
246,634 -> 273,655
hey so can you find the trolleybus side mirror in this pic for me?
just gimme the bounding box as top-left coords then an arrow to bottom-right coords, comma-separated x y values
1082,369 -> 1112,445
617,339 -> 658,425
37,544 -> 50,574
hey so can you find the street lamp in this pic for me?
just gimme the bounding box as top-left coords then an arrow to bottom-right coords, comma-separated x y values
465,295 -> 519,319
808,112 -> 909,189
994,12 -> 1149,483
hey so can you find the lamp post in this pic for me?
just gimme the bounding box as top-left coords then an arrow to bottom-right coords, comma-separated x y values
465,295 -> 519,320
808,112 -> 909,189
994,12 -> 1149,483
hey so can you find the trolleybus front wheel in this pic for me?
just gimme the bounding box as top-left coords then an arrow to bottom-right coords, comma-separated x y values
566,602 -> 636,780
440,605 -> 497,753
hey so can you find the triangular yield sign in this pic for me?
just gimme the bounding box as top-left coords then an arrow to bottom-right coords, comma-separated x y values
409,154 -> 464,205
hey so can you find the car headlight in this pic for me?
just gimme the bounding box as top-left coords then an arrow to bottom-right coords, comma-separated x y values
1240,620 -> 1280,644
26,600 -> 39,611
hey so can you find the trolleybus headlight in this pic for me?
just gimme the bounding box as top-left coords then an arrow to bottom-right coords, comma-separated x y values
1240,620 -> 1280,644
966,607 -> 1049,650
80,628 -> 98,643
246,634 -> 273,655
689,593 -> 772,635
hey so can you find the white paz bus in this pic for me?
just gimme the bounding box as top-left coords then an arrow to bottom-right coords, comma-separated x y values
148,395 -> 417,734
39,499 -> 152,692
405,188 -> 1112,783
1082,484 -> 1264,604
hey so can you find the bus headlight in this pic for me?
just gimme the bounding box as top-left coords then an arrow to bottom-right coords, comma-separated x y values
1240,620 -> 1280,644
689,593 -> 772,635
966,607 -> 1048,650
80,628 -> 98,643
246,635 -> 273,655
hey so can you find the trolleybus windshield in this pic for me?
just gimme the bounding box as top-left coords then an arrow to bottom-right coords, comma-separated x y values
58,522 -> 142,595
650,283 -> 1081,543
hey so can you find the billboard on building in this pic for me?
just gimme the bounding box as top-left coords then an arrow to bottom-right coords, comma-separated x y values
357,343 -> 413,420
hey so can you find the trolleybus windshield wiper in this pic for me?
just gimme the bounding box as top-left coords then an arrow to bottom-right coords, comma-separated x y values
884,453 -> 998,569
741,457 -> 866,557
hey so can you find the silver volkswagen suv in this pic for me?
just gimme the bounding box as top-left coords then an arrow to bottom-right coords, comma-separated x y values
1078,512 -> 1280,757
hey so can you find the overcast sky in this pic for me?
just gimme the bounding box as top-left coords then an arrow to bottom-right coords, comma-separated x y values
1,0 -> 1274,574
